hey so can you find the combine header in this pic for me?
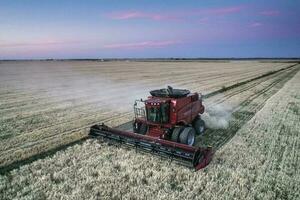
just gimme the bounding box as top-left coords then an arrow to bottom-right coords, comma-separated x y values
90,86 -> 213,170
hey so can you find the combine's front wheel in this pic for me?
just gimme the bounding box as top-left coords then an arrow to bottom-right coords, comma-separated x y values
179,127 -> 196,146
171,127 -> 182,142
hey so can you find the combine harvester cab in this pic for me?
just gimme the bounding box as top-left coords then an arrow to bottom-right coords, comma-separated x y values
90,86 -> 214,171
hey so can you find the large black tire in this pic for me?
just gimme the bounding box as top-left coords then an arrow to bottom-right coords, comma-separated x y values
179,127 -> 196,146
139,123 -> 148,135
193,118 -> 205,135
171,127 -> 182,142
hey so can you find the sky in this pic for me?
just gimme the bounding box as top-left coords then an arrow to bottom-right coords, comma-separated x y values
0,0 -> 300,59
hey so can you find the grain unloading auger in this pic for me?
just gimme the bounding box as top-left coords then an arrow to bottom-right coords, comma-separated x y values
89,86 -> 213,170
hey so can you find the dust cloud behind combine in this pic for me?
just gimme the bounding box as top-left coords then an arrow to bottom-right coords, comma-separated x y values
202,103 -> 233,130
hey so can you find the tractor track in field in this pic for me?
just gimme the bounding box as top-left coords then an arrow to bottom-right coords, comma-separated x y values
205,64 -> 297,106
203,63 -> 298,99
197,64 -> 300,149
0,63 -> 298,174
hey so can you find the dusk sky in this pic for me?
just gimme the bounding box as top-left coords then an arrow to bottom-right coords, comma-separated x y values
0,0 -> 300,59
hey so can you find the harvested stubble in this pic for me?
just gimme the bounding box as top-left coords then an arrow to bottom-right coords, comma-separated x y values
0,61 -> 295,168
0,63 -> 299,199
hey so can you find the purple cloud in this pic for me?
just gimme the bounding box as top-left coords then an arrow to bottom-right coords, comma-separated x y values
103,40 -> 181,49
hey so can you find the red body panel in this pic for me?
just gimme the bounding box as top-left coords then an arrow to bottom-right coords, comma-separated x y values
171,93 -> 204,125
136,92 -> 204,138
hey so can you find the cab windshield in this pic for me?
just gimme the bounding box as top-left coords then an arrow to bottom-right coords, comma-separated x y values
147,103 -> 169,123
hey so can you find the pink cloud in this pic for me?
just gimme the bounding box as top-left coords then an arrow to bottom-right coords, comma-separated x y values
0,40 -> 81,48
250,22 -> 263,27
108,5 -> 245,22
201,6 -> 243,15
108,11 -> 180,21
104,40 -> 181,49
110,11 -> 143,20
260,10 -> 280,16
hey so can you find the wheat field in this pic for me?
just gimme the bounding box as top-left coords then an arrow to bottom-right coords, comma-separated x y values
0,61 -> 299,199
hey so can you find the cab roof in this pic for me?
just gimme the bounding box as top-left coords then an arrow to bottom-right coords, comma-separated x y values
150,87 -> 190,98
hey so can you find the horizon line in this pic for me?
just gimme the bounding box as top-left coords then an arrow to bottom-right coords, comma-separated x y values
1,57 -> 300,61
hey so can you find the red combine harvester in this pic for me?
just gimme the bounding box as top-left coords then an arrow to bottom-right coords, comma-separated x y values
90,86 -> 213,170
